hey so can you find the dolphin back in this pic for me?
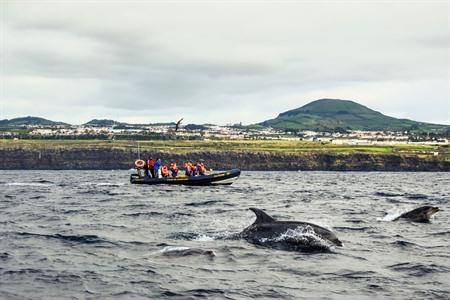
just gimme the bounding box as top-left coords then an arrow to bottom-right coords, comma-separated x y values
243,208 -> 343,249
249,208 -> 276,224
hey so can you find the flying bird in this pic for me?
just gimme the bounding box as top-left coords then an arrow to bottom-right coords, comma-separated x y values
175,118 -> 183,132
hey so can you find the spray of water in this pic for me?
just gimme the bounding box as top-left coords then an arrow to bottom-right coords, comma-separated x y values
259,225 -> 332,249
378,207 -> 414,221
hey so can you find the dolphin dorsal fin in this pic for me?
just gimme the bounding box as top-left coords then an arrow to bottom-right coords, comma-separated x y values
249,208 -> 275,224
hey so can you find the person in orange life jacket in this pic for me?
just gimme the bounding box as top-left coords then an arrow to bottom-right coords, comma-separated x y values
184,162 -> 189,176
184,162 -> 193,176
170,162 -> 179,177
161,165 -> 170,177
197,162 -> 206,176
154,158 -> 162,178
191,163 -> 198,176
148,158 -> 155,178
194,161 -> 204,176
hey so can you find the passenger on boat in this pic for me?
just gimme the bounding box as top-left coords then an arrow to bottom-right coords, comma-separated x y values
170,162 -> 179,177
190,162 -> 195,176
192,165 -> 198,176
154,158 -> 162,178
197,162 -> 206,176
191,163 -> 198,176
161,165 -> 170,177
184,162 -> 193,176
143,160 -> 149,177
147,158 -> 155,178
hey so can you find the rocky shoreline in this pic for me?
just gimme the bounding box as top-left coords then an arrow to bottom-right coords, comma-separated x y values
1,148 -> 448,171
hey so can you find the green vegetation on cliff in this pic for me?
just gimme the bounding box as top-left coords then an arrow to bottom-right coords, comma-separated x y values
260,99 -> 449,132
1,139 -> 446,156
1,139 -> 448,171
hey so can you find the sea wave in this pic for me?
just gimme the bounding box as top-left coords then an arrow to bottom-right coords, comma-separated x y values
390,240 -> 421,248
1,170 -> 449,299
15,232 -> 116,246
185,200 -> 221,207
388,262 -> 450,277
4,182 -> 54,187
80,182 -> 126,187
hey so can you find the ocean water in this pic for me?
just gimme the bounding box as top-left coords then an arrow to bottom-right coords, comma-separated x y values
0,170 -> 449,299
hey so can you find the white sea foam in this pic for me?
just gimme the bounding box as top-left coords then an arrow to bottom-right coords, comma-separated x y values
193,235 -> 215,241
259,225 -> 331,248
158,246 -> 216,257
159,246 -> 190,253
378,207 -> 408,222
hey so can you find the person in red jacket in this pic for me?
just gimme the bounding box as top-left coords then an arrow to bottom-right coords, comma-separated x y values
147,158 -> 155,178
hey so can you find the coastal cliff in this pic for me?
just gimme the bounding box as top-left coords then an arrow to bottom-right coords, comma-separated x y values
1,148 -> 448,171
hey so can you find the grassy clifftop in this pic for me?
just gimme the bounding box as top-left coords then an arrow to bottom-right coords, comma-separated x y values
1,139 -> 448,171
0,139 -> 447,155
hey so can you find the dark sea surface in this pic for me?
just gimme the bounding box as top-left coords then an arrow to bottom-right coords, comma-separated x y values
0,170 -> 449,299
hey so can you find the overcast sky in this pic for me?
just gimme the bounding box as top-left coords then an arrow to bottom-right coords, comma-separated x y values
1,1 -> 449,125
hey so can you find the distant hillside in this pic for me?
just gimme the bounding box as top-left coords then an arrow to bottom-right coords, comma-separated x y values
1,117 -> 180,127
260,99 -> 449,132
184,124 -> 208,131
83,119 -> 179,127
0,116 -> 68,126
83,119 -> 126,127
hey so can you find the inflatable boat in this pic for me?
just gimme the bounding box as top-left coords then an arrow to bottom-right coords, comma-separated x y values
130,168 -> 241,186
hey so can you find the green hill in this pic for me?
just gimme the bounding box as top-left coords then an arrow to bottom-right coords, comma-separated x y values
83,119 -> 126,127
0,116 -> 68,126
260,99 -> 449,132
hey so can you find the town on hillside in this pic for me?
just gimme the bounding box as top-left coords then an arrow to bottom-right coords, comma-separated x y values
0,119 -> 448,146
1,100 -> 449,145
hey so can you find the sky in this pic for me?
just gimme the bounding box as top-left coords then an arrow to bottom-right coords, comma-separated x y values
1,1 -> 449,125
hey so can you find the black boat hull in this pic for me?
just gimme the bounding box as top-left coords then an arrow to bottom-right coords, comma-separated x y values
130,169 -> 241,186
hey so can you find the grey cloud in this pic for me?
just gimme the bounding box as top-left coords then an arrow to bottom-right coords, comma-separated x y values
2,1 -> 449,124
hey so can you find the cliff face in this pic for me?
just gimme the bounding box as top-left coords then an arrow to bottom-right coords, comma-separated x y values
0,149 -> 448,171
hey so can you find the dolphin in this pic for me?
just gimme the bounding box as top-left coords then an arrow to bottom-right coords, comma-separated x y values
239,208 -> 342,252
393,206 -> 440,223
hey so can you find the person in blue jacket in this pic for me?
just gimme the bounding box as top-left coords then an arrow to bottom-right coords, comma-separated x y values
153,158 -> 162,178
